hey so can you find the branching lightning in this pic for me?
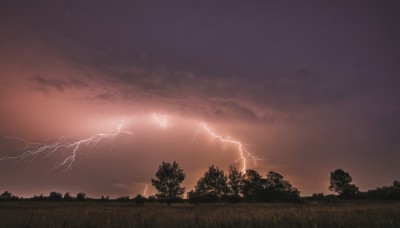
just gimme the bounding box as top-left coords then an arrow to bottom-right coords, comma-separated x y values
1,121 -> 133,171
1,112 -> 260,199
198,123 -> 260,173
151,113 -> 260,172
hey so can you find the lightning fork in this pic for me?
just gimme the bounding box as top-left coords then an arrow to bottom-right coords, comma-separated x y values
199,123 -> 260,173
1,121 -> 133,171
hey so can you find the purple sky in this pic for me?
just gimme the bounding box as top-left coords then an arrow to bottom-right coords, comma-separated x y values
0,1 -> 399,197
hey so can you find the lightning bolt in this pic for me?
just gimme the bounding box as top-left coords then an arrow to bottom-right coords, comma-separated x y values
152,113 -> 167,128
1,121 -> 133,171
199,123 -> 259,173
187,123 -> 201,147
143,184 -> 149,197
150,113 -> 260,172
3,112 -> 259,180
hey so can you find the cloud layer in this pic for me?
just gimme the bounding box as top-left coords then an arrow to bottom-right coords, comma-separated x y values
0,1 -> 399,197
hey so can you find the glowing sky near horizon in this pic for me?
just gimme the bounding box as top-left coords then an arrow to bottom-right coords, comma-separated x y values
0,1 -> 399,197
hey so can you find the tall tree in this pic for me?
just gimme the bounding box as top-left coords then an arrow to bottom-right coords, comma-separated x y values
329,169 -> 352,193
242,169 -> 264,199
0,191 -> 12,200
329,169 -> 359,198
242,170 -> 300,202
188,165 -> 229,202
151,161 -> 185,203
265,171 -> 300,202
266,171 -> 292,191
228,165 -> 243,199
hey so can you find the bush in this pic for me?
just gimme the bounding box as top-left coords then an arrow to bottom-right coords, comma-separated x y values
76,192 -> 86,201
134,194 -> 146,205
49,192 -> 62,201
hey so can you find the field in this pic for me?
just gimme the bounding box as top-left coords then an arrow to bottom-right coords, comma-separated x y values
0,201 -> 399,228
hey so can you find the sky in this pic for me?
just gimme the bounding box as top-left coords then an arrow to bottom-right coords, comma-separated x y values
0,1 -> 399,197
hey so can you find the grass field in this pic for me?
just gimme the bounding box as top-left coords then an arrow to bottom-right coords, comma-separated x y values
0,201 -> 399,227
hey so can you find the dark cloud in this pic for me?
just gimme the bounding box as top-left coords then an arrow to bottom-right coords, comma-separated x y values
0,1 -> 399,196
4,1 -> 398,121
94,92 -> 115,101
30,75 -> 87,93
86,64 -> 354,123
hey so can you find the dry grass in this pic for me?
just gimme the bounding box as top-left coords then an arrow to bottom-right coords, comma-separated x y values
0,201 -> 399,227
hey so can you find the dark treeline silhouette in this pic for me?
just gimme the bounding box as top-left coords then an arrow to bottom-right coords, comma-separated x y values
0,191 -> 148,204
7,192 -> 88,202
150,162 -> 400,204
0,191 -> 19,201
186,165 -> 300,203
152,162 -> 300,203
367,181 -> 400,200
311,168 -> 400,201
1,164 -> 399,204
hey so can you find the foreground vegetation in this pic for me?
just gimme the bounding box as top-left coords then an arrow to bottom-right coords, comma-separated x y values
150,162 -> 400,203
0,201 -> 399,228
1,162 -> 398,227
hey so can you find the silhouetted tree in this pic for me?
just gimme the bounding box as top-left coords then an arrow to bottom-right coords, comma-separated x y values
228,165 -> 243,200
76,192 -> 86,201
0,191 -> 12,200
329,169 -> 352,193
329,169 -> 359,199
31,194 -> 46,201
188,165 -> 229,202
147,195 -> 157,202
241,170 -> 300,202
311,193 -> 325,201
49,192 -> 62,201
341,184 -> 360,199
394,181 -> 400,189
242,169 -> 264,199
117,196 -> 130,201
264,171 -> 300,202
0,191 -> 17,201
134,194 -> 146,205
63,192 -> 73,201
367,180 -> 400,200
151,161 -> 185,204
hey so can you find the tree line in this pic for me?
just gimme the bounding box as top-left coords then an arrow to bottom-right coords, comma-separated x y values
1,161 -> 399,203
151,161 -> 400,203
0,191 -> 87,202
0,191 -> 146,203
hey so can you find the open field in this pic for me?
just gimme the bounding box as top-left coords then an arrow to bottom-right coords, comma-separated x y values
0,201 -> 399,228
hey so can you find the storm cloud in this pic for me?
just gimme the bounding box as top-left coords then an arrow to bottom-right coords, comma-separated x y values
0,1 -> 399,197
